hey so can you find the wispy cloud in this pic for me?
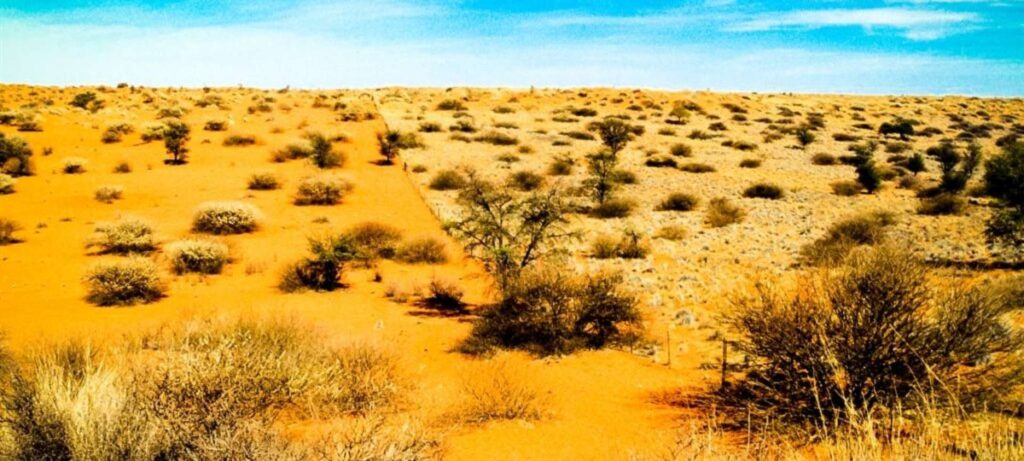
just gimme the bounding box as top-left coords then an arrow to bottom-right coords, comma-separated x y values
729,7 -> 980,40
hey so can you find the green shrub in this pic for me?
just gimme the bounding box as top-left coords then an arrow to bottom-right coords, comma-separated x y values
83,257 -> 164,306
461,269 -> 641,356
590,198 -> 635,219
706,197 -> 745,227
88,217 -> 156,254
294,176 -> 351,206
279,234 -> 358,292
0,133 -> 33,176
247,172 -> 279,190
548,156 -> 574,176
101,123 -> 133,143
162,121 -> 190,165
167,239 -> 230,274
307,133 -> 344,168
94,185 -> 124,203
742,183 -> 784,200
507,170 -> 545,192
192,201 -> 262,234
436,99 -> 466,111
429,169 -> 467,191
984,142 -> 1024,252
657,192 -> 699,211
395,237 -> 448,264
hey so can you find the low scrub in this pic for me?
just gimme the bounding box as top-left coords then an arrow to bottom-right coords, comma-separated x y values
680,162 -> 716,173
280,234 -> 358,292
742,183 -> 784,200
590,198 -> 636,219
166,239 -> 230,274
294,175 -> 352,206
800,211 -> 895,266
461,269 -> 642,356
0,218 -> 21,244
62,157 -> 87,174
94,185 -> 124,203
0,133 -> 33,176
705,197 -> 745,227
247,172 -> 280,190
192,201 -> 262,234
457,358 -> 546,423
223,134 -> 258,146
423,277 -> 465,311
343,222 -> 403,260
88,217 -> 156,254
429,169 -> 467,191
918,193 -> 967,216
0,173 -> 16,194
831,180 -> 862,196
811,153 -> 837,165
395,236 -> 448,264
83,257 -> 165,305
590,230 -> 649,259
657,192 -> 699,212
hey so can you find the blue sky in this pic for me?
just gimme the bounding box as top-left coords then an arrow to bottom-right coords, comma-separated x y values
1,1 -> 1022,95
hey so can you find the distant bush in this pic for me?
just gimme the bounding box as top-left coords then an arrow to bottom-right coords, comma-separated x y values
307,132 -> 344,168
247,172 -> 279,190
70,91 -> 102,111
344,222 -> 403,260
101,123 -> 133,143
0,173 -> 15,194
811,153 -> 837,165
94,185 -> 124,203
113,161 -> 132,173
192,201 -> 262,234
643,156 -> 677,168
223,134 -> 257,147
436,99 -> 466,111
507,170 -> 544,191
167,239 -> 230,274
83,257 -> 164,306
800,211 -> 895,265
423,277 -> 465,311
742,183 -> 784,200
669,143 -> 692,157
918,193 -> 966,216
294,175 -> 351,206
548,155 -> 574,176
271,143 -> 312,163
0,218 -> 21,244
203,120 -> 227,131
739,158 -> 762,168
655,225 -> 688,241
590,198 -> 635,219
0,133 -> 33,176
590,229 -> 649,259
657,192 -> 699,211
429,169 -> 467,190
162,121 -> 190,164
419,121 -> 442,132
475,131 -> 519,146
831,180 -> 862,196
395,237 -> 448,264
461,269 -> 641,356
88,217 -> 155,254
984,141 -> 1024,253
680,162 -> 716,173
706,197 -> 745,227
688,129 -> 714,140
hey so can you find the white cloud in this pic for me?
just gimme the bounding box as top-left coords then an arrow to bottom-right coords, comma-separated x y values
729,7 -> 980,39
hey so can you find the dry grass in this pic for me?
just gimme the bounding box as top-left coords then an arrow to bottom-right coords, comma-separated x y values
455,356 -> 547,424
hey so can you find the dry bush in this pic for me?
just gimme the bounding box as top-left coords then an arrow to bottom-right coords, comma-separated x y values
800,211 -> 895,266
294,175 -> 352,206
0,218 -> 21,245
655,225 -> 688,241
657,192 -> 699,212
247,172 -> 280,190
423,277 -> 465,311
507,170 -> 545,191
93,185 -> 123,203
166,239 -> 230,274
457,357 -> 546,424
61,157 -> 87,174
680,162 -> 716,173
192,201 -> 262,234
461,268 -> 641,356
669,143 -> 693,157
591,198 -> 636,219
742,183 -> 784,200
548,155 -> 574,176
0,133 -> 33,177
812,153 -> 837,165
83,257 -> 165,306
0,319 -> 408,460
88,217 -> 156,254
918,193 -> 966,216
0,173 -> 15,194
272,143 -> 312,163
722,246 -> 1024,432
342,222 -> 402,262
395,237 -> 447,264
591,230 -> 649,259
223,134 -> 258,147
429,169 -> 467,190
279,234 -> 358,292
831,180 -> 862,196
706,198 -> 745,228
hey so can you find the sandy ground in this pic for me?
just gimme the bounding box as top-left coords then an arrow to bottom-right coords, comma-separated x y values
0,85 -> 710,460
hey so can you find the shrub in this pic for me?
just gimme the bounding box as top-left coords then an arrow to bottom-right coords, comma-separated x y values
83,257 -> 164,306
88,217 -> 156,254
307,132 -> 344,168
419,121 -> 442,132
474,131 -> 519,146
548,155 -> 574,176
655,225 -> 688,241
907,152 -> 927,175
436,99 -> 466,111
0,218 -> 21,244
294,175 -> 351,206
343,222 -> 403,260
984,142 -> 1024,252
739,158 -> 762,168
458,358 -> 545,423
669,143 -> 693,157
423,277 -> 465,311
589,235 -> 619,259
591,229 -> 649,259
742,183 -> 784,200
223,134 -> 257,147
644,156 -> 677,168
612,169 -> 637,184
918,193 -> 966,216
0,173 -> 15,194
706,197 -> 745,227
271,143 -> 312,162
461,269 -> 641,355
192,201 -> 262,234
62,157 -> 87,174
799,211 -> 895,265
831,180 -> 862,196
879,118 -> 915,140
507,170 -> 545,191
657,192 -> 699,211
167,239 -> 230,274
247,172 -> 280,190
795,126 -> 815,148
680,162 -> 716,173
70,91 -> 101,111
203,120 -> 227,131
590,198 -> 635,219
592,118 -> 633,154
113,161 -> 132,174
723,246 -> 1024,430
811,153 -> 837,165
0,133 -> 33,176
162,121 -> 190,164
280,234 -> 358,292
101,123 -> 133,143
395,237 -> 447,264
94,185 -> 124,203
927,141 -> 981,194
429,169 -> 467,191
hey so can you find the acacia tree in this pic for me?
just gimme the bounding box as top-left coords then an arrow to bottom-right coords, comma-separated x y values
879,119 -> 915,141
445,170 -> 577,288
984,141 -> 1024,256
594,118 -> 632,155
162,121 -> 190,165
667,103 -> 690,125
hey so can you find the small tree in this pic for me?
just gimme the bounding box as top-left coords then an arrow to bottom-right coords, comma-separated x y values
907,152 -> 926,175
308,132 -> 342,168
667,103 -> 690,125
445,171 -> 577,288
984,141 -> 1024,255
795,126 -> 815,149
162,121 -> 190,165
879,119 -> 915,140
70,91 -> 102,112
377,130 -> 401,165
583,149 -> 619,204
853,141 -> 880,193
928,141 -> 981,194
593,118 -> 632,154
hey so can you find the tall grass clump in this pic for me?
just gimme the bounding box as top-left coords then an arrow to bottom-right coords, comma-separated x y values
457,358 -> 546,423
83,257 -> 165,306
192,201 -> 262,234
705,197 -> 745,227
166,239 -> 230,274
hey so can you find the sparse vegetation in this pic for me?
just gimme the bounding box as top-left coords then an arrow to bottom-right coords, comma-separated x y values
395,236 -> 448,264
88,217 -> 156,254
429,169 -> 467,191
192,201 -> 262,234
706,197 -> 745,227
83,257 -> 165,305
0,218 -> 21,244
800,211 -> 895,265
657,192 -> 699,211
0,133 -> 33,176
94,185 -> 124,203
742,183 -> 784,200
167,239 -> 230,274
294,175 -> 352,205
247,172 -> 280,190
